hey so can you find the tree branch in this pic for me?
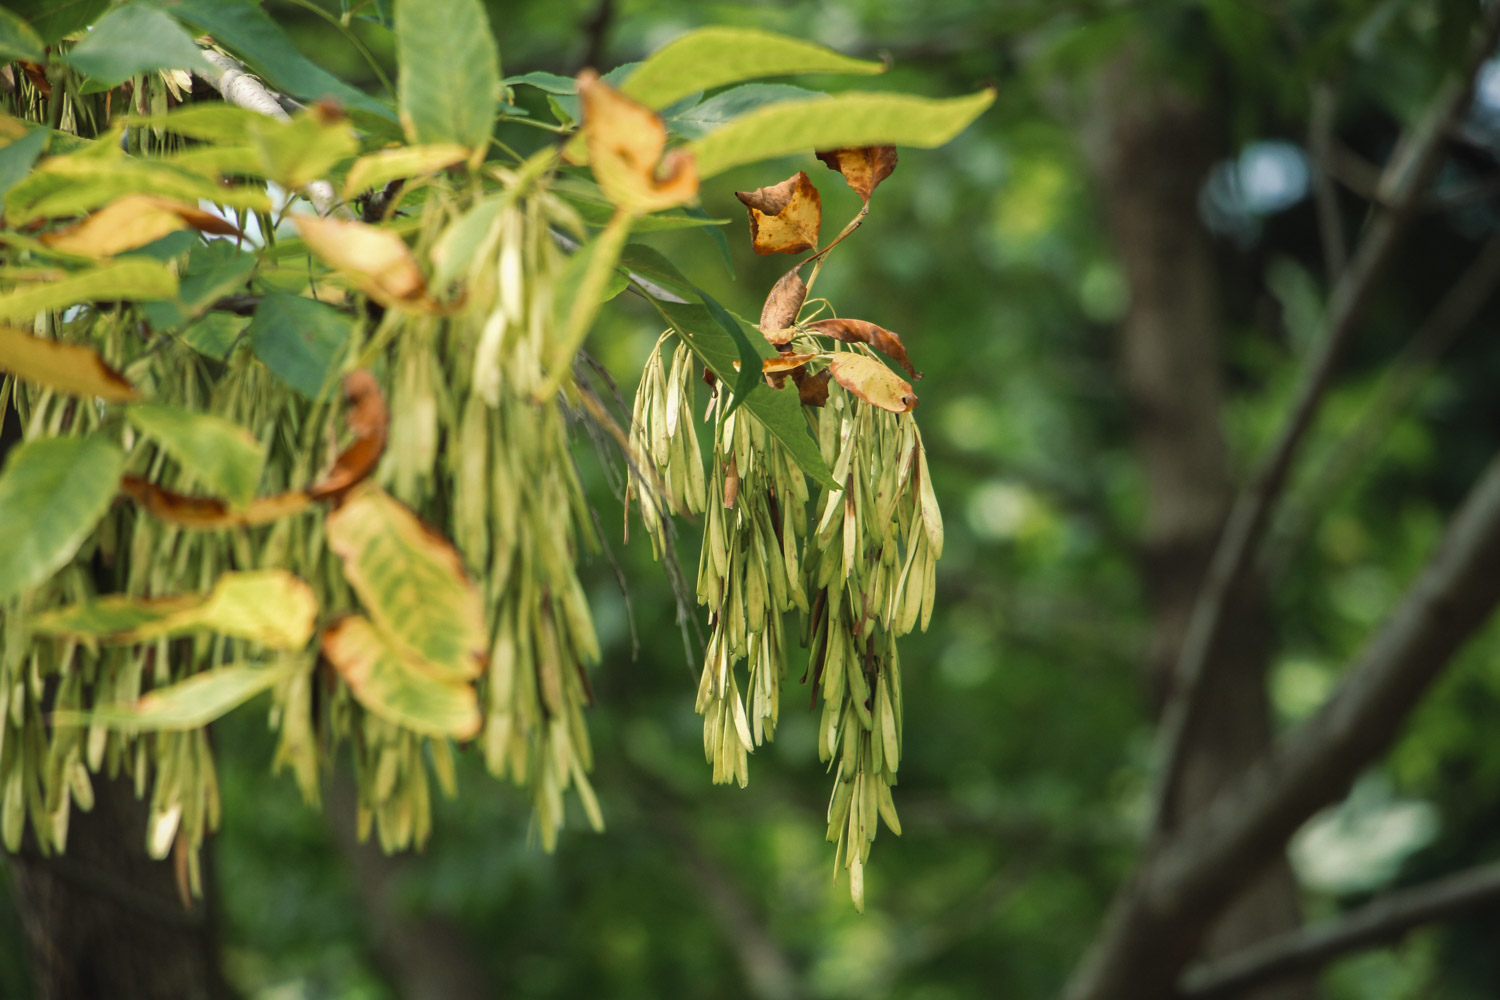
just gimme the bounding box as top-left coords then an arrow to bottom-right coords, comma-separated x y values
1148,6 -> 1500,833
1181,860 -> 1500,999
193,49 -> 348,219
1063,447 -> 1500,1000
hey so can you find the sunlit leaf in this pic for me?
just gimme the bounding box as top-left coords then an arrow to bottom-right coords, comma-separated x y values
395,0 -> 499,152
5,153 -> 272,225
321,615 -> 481,739
246,293 -> 353,399
806,318 -> 917,378
41,195 -> 241,258
248,107 -> 359,190
733,352 -> 822,372
665,83 -> 822,140
292,215 -> 430,309
127,104 -> 267,144
0,259 -> 177,320
690,89 -> 996,178
736,171 -> 821,254
0,325 -> 139,402
126,403 -> 266,506
52,661 -> 299,731
816,145 -> 898,203
827,352 -> 918,413
326,486 -> 485,681
32,570 -> 318,649
61,4 -> 211,86
578,71 -> 698,215
0,435 -> 124,602
619,27 -> 883,110
343,143 -> 468,201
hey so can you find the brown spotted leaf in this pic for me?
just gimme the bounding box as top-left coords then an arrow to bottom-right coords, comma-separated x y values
805,318 -> 917,379
827,353 -> 917,413
579,70 -> 699,215
321,615 -> 481,739
735,171 -> 821,255
816,145 -> 898,203
0,325 -> 139,401
759,265 -> 807,344
307,370 -> 389,502
121,477 -> 311,529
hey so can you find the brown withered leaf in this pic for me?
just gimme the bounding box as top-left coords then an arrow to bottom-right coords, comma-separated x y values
733,352 -> 822,373
759,265 -> 807,344
121,477 -> 311,529
42,196 -> 243,258
827,353 -> 917,413
308,370 -> 389,503
816,146 -> 898,203
794,367 -> 832,407
578,70 -> 699,215
292,215 -> 429,309
735,171 -> 821,255
804,318 -> 918,379
0,325 -> 139,401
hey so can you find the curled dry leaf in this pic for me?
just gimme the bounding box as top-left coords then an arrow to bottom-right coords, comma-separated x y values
120,477 -> 311,529
805,317 -> 918,378
41,195 -> 242,258
578,70 -> 699,215
735,171 -> 821,255
815,145 -> 898,203
292,215 -> 429,309
732,352 -> 822,373
795,367 -> 833,407
307,370 -> 389,502
0,325 -> 139,402
759,265 -> 807,345
827,352 -> 918,413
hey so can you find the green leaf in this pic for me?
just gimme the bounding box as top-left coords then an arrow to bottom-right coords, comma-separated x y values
665,83 -> 822,140
395,0 -> 499,150
0,129 -> 49,202
615,243 -> 702,304
62,3 -> 211,86
502,71 -> 575,95
126,403 -> 266,506
128,104 -> 267,144
179,313 -> 249,361
429,190 -> 510,292
620,28 -> 883,110
326,487 -> 486,681
5,154 -> 272,225
699,290 -> 763,416
6,0 -> 109,45
321,615 -> 480,739
535,211 -> 632,402
0,9 -> 44,63
162,0 -> 397,125
343,143 -> 468,201
0,435 -> 125,602
690,89 -> 997,179
555,185 -> 727,232
247,110 -> 360,190
141,239 -> 258,332
32,570 -> 319,649
246,293 -> 353,399
650,297 -> 835,489
53,661 -> 298,731
0,259 -> 178,321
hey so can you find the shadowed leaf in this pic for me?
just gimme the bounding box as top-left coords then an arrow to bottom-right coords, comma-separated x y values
0,325 -> 138,401
827,353 -> 918,413
321,615 -> 481,739
806,317 -> 917,378
246,293 -> 353,399
61,4 -> 210,86
0,435 -> 124,601
736,171 -> 821,254
796,367 -> 832,406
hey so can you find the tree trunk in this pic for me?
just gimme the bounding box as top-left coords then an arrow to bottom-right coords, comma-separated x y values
1082,50 -> 1314,1000
6,774 -> 232,1000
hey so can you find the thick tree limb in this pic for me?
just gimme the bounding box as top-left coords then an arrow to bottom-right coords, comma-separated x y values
193,49 -> 347,219
1181,860 -> 1500,998
1149,6 -> 1500,833
1063,448 -> 1500,1000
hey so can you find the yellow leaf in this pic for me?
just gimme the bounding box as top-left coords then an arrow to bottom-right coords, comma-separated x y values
578,70 -> 698,215
735,171 -> 821,254
343,143 -> 469,202
41,195 -> 242,258
291,215 -> 429,309
0,325 -> 139,401
321,615 -> 481,740
827,353 -> 918,413
815,146 -> 898,203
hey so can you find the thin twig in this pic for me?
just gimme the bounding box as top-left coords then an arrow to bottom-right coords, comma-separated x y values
1181,860 -> 1500,998
1308,82 -> 1348,281
1148,6 -> 1500,834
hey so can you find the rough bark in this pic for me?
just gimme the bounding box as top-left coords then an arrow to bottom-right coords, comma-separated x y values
6,775 -> 232,1000
1081,50 -> 1313,1000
